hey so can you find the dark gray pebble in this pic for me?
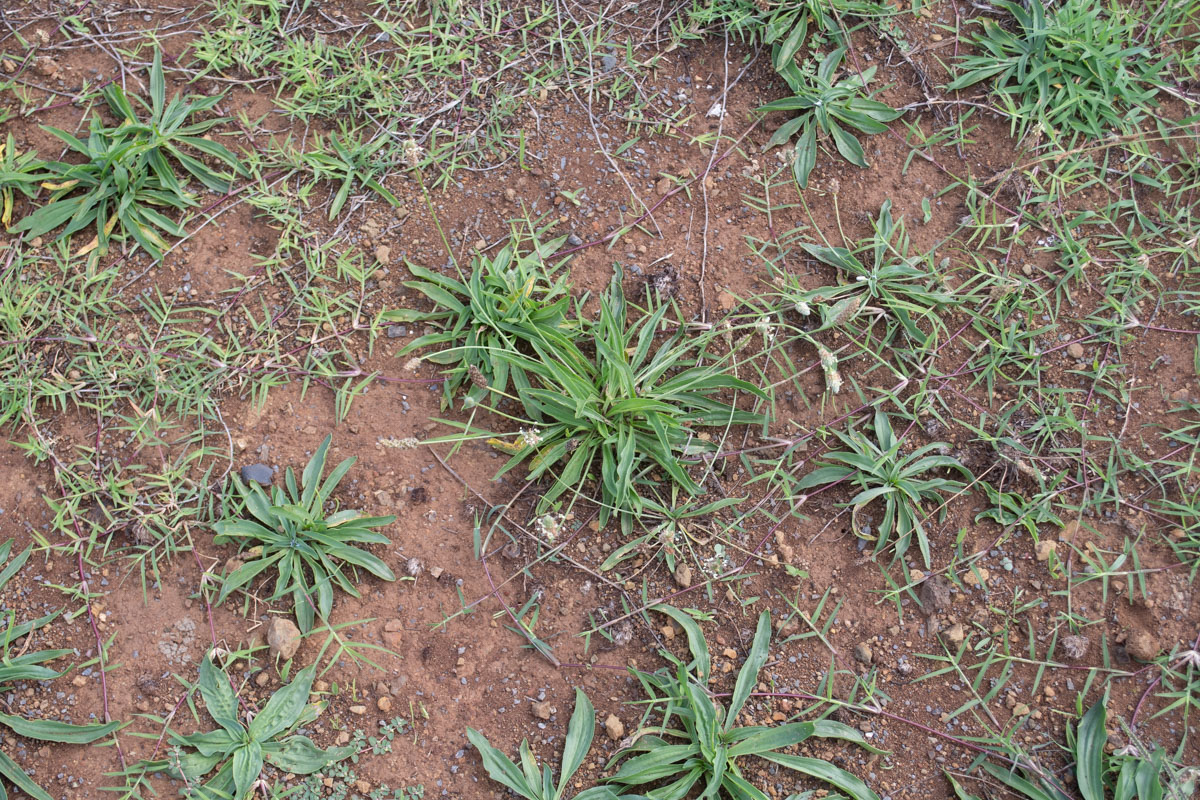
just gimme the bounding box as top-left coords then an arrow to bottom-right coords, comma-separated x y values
240,464 -> 274,486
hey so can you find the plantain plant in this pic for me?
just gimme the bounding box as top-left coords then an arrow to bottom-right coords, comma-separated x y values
468,689 -> 640,800
12,48 -> 244,260
797,409 -> 971,567
385,230 -> 576,410
468,611 -> 882,800
0,133 -> 46,227
948,693 -> 1171,800
945,0 -> 1168,141
129,653 -> 354,800
214,435 -> 396,634
606,610 -> 884,800
472,268 -> 766,535
760,46 -> 902,189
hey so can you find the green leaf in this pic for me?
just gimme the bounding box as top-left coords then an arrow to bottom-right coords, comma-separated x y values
688,680 -> 720,760
701,744 -> 727,798
176,135 -> 243,170
518,738 -> 540,792
721,771 -> 770,800
198,654 -> 243,734
725,610 -> 771,731
12,196 -> 84,237
1116,758 -> 1139,800
0,712 -> 121,744
466,727 -> 535,798
796,465 -> 855,489
214,553 -> 283,605
774,14 -> 809,69
1132,750 -> 1164,800
766,114 -> 808,150
248,663 -> 316,742
0,747 -> 53,800
850,485 -> 897,507
810,719 -> 886,753
760,753 -> 881,800
829,122 -> 868,168
196,759 -> 237,798
726,722 -> 814,758
264,735 -> 355,774
760,96 -> 818,112
316,456 -> 355,506
231,739 -> 263,800
792,124 -> 817,189
873,410 -> 896,452
609,743 -> 700,784
946,61 -> 1010,91
148,49 -> 165,120
797,242 -> 862,273
300,434 -> 332,509
0,542 -> 31,593
818,47 -> 846,83
557,688 -> 595,796
652,606 -> 711,682
1074,698 -> 1107,800
600,533 -> 655,572
980,761 -> 1060,800
178,728 -> 236,757
643,766 -> 704,800
171,750 -> 225,782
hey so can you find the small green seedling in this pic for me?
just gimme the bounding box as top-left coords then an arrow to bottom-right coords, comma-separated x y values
761,46 -> 903,188
798,410 -> 971,567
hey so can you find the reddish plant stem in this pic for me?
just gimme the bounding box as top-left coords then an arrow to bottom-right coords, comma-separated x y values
192,546 -> 220,649
149,690 -> 192,759
73,543 -> 126,768
1130,630 -> 1200,726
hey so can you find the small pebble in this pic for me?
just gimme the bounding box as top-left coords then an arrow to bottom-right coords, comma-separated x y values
239,464 -> 274,486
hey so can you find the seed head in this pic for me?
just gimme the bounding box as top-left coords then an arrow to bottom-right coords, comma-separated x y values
380,436 -> 421,449
817,344 -> 842,394
535,513 -> 565,542
827,296 -> 861,327
754,317 -> 776,343
402,140 -> 423,169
